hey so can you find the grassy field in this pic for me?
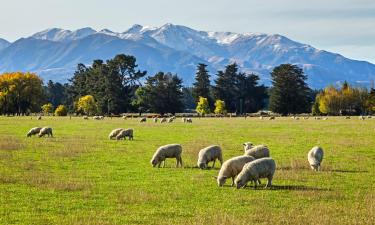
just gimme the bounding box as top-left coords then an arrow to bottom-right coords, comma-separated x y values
0,116 -> 374,225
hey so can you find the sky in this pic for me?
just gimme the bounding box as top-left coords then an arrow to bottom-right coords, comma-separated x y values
1,0 -> 374,63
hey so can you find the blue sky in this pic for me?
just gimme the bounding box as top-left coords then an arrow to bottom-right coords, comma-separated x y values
1,0 -> 374,63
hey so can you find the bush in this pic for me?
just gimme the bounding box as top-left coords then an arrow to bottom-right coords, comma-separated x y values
55,105 -> 68,116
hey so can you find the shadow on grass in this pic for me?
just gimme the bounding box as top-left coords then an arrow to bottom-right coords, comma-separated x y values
268,185 -> 331,191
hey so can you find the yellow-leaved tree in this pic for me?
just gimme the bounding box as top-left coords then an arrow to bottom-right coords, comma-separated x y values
41,103 -> 53,115
214,100 -> 226,115
55,105 -> 68,116
76,95 -> 98,115
196,96 -> 210,116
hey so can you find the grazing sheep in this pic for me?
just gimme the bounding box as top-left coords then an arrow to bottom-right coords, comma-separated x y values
244,145 -> 270,159
182,117 -> 186,123
116,128 -> 134,140
38,127 -> 53,137
186,118 -> 192,123
151,144 -> 183,168
269,116 -> 275,120
197,145 -> 223,169
323,117 -> 328,120
243,142 -> 254,151
83,116 -> 89,120
315,117 -> 322,120
359,116 -> 365,120
160,118 -> 167,123
167,117 -> 174,123
93,116 -> 104,120
308,146 -> 324,171
215,155 -> 256,187
109,128 -> 124,140
153,117 -> 158,123
27,127 -> 42,137
259,116 -> 264,120
37,116 -> 42,120
140,117 -> 147,123
367,115 -> 372,119
122,115 -> 127,120
345,116 -> 351,119
234,158 -> 276,189
304,117 -> 309,120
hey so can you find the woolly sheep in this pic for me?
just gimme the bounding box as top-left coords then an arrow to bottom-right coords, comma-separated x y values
235,158 -> 276,189
27,127 -> 42,137
109,128 -> 124,140
160,118 -> 167,123
259,116 -> 264,120
122,115 -> 127,120
151,144 -> 183,168
243,142 -> 254,151
186,118 -> 192,123
197,145 -> 223,169
359,116 -> 365,120
215,155 -> 256,187
38,127 -> 53,137
244,145 -> 270,159
140,117 -> 147,123
307,146 -> 324,171
116,128 -> 134,140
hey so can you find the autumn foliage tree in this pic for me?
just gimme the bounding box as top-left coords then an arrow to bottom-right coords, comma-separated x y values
76,95 -> 98,115
214,100 -> 226,115
0,72 -> 44,115
196,96 -> 210,116
41,103 -> 53,115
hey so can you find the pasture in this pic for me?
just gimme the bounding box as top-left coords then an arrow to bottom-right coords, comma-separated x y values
0,116 -> 374,224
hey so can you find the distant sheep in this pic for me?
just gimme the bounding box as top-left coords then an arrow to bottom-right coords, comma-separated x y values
197,145 -> 223,169
259,116 -> 264,120
140,117 -> 147,123
307,146 -> 324,171
359,116 -> 365,120
37,116 -> 42,120
116,128 -> 134,140
186,118 -> 192,123
269,116 -> 275,120
345,116 -> 351,119
235,158 -> 276,189
83,116 -> 89,120
167,117 -> 174,123
151,144 -> 183,168
244,145 -> 270,159
122,115 -> 127,120
93,116 -> 104,120
160,118 -> 167,123
38,127 -> 53,137
27,127 -> 42,137
182,117 -> 186,123
109,128 -> 124,140
153,117 -> 158,123
215,155 -> 256,187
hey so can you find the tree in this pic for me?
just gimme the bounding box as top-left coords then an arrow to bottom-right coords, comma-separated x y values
196,96 -> 210,115
45,80 -> 66,108
268,64 -> 311,115
236,73 -> 267,114
192,64 -> 212,107
41,103 -> 53,115
133,72 -> 184,115
182,87 -> 196,111
213,64 -> 239,113
214,100 -> 226,115
0,72 -> 44,115
76,95 -> 98,115
55,105 -> 68,116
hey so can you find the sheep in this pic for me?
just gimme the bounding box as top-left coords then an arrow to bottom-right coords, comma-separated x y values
345,116 -> 351,119
93,116 -> 104,120
83,116 -> 89,120
27,127 -> 42,137
151,144 -> 183,168
160,118 -> 167,123
367,115 -> 372,119
242,142 -> 254,151
140,117 -> 147,123
153,117 -> 158,123
359,116 -> 365,120
109,128 -> 124,140
186,118 -> 192,123
244,145 -> 270,159
234,158 -> 276,189
37,116 -> 42,120
269,116 -> 275,120
122,115 -> 127,120
304,117 -> 309,120
323,117 -> 328,120
116,128 -> 134,140
259,116 -> 264,120
38,127 -> 53,137
307,146 -> 324,171
197,145 -> 223,169
167,117 -> 174,123
215,155 -> 256,187
182,117 -> 186,123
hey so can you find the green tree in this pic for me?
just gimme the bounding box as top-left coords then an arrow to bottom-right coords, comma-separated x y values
55,105 -> 68,116
213,64 -> 239,112
214,100 -> 226,115
45,80 -> 66,108
237,73 -> 267,114
268,64 -> 311,115
192,64 -> 212,107
196,96 -> 210,115
76,95 -> 98,115
41,103 -> 53,115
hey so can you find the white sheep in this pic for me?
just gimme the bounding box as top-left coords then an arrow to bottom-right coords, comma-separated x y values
234,158 -> 276,189
140,117 -> 147,123
215,155 -> 256,187
243,142 -> 254,151
259,116 -> 264,120
359,116 -> 365,120
160,118 -> 167,123
197,145 -> 223,169
182,117 -> 186,123
38,127 -> 53,137
153,117 -> 158,123
307,146 -> 324,171
116,128 -> 134,140
27,127 -> 42,137
186,118 -> 192,123
244,145 -> 270,159
151,144 -> 183,168
122,115 -> 127,120
109,128 -> 124,140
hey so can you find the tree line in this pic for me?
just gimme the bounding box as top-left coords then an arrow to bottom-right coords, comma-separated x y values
1,54 -> 374,116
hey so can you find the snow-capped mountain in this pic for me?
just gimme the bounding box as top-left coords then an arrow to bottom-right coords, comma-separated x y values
1,23 -> 375,88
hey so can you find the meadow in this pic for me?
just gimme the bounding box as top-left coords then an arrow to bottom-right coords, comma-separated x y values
0,116 -> 374,225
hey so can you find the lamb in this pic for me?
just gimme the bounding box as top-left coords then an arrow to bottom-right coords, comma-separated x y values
244,145 -> 270,159
27,127 -> 42,137
38,127 -> 53,137
197,145 -> 223,169
235,158 -> 276,189
116,128 -> 134,140
186,118 -> 192,123
215,155 -> 256,187
151,144 -> 183,168
160,118 -> 167,123
140,117 -> 147,123
307,146 -> 324,171
109,128 -> 124,140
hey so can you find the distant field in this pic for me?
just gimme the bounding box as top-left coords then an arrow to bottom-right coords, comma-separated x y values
0,116 -> 374,225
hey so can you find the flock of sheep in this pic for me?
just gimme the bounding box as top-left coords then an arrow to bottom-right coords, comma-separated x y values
26,116 -> 325,189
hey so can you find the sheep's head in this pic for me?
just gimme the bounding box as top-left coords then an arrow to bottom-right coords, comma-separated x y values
198,161 -> 207,170
151,158 -> 159,167
217,176 -> 227,187
235,178 -> 245,189
243,142 -> 253,151
27,132 -> 31,137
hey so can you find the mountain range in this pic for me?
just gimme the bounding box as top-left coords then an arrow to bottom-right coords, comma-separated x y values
1,23 -> 375,88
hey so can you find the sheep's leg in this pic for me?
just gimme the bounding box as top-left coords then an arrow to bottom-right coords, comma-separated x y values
253,179 -> 258,189
158,162 -> 161,168
265,176 -> 273,188
163,160 -> 166,168
231,177 -> 235,187
258,179 -> 262,185
212,160 -> 216,169
179,156 -> 183,167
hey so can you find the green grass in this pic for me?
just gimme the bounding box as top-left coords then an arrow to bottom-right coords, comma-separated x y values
0,116 -> 374,224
